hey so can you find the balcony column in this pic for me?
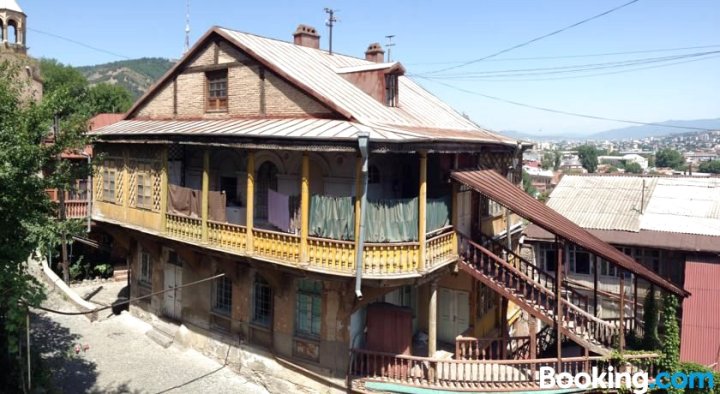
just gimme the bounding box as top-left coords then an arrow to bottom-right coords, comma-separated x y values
122,149 -> 130,220
246,151 -> 255,254
354,155 -> 362,245
428,279 -> 438,357
593,254 -> 599,316
160,145 -> 168,231
451,181 -> 459,256
201,148 -> 210,242
418,150 -> 428,271
555,237 -> 564,369
300,152 -> 310,263
619,273 -> 626,353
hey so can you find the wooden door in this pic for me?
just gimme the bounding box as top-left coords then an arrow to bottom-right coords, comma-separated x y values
163,258 -> 183,320
438,288 -> 470,344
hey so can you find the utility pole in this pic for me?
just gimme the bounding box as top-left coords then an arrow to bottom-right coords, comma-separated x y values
385,35 -> 396,62
324,8 -> 338,54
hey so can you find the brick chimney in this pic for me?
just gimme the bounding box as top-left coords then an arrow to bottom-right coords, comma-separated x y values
365,43 -> 385,63
293,24 -> 320,49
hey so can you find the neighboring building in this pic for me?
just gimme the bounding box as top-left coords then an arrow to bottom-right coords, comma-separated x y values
598,154 -> 649,170
88,24 -> 686,391
524,174 -> 720,370
523,165 -> 555,194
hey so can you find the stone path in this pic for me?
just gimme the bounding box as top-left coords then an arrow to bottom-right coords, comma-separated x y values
32,283 -> 270,393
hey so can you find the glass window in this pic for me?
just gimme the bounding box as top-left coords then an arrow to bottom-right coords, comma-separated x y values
102,161 -> 116,202
212,276 -> 232,316
385,74 -> 398,107
207,69 -> 228,112
136,164 -> 153,209
295,279 -> 322,338
139,250 -> 152,285
253,275 -> 272,327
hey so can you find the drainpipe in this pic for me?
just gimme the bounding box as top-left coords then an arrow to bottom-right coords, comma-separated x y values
354,132 -> 370,300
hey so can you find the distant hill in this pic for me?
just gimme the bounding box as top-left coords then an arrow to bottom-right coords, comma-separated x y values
498,130 -> 583,142
77,57 -> 175,99
588,118 -> 720,141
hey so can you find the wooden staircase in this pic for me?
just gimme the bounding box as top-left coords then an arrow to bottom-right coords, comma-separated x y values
457,233 -> 620,356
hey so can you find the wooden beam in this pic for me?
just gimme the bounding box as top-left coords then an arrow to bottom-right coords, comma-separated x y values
428,280 -> 438,357
418,150 -> 428,272
555,237 -> 564,368
246,151 -> 255,255
633,274 -> 638,332
201,148 -> 210,242
594,254 -> 599,317
300,152 -> 310,263
160,145 -> 168,231
619,273 -> 626,353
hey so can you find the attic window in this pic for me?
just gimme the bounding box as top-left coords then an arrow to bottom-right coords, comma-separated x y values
206,69 -> 228,112
385,74 -> 399,107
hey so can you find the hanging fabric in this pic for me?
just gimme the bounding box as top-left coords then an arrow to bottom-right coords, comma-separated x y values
364,198 -> 419,242
268,189 -> 290,232
309,195 -> 355,240
426,196 -> 451,234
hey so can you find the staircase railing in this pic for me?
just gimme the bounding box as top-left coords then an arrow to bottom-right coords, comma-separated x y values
479,233 -> 590,314
455,335 -> 532,360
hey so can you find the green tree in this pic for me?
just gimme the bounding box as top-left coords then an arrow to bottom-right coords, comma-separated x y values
659,292 -> 681,392
642,286 -> 660,350
553,150 -> 561,171
0,61 -> 89,391
86,83 -> 133,113
607,166 -> 619,173
655,148 -> 685,169
698,160 -> 720,174
39,58 -> 87,97
522,170 -> 538,197
624,162 -> 643,174
576,145 -> 599,173
540,152 -> 555,170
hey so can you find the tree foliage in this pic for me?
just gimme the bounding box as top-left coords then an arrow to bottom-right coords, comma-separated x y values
624,161 -> 643,174
522,170 -> 538,197
659,292 -> 681,391
698,160 -> 720,174
655,148 -> 685,169
0,60 -> 89,390
642,286 -> 660,350
576,145 -> 599,173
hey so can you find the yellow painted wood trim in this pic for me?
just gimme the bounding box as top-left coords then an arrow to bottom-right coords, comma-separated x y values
122,149 -> 130,221
354,155 -> 362,242
201,148 -> 209,242
300,152 -> 310,263
160,146 -> 168,231
246,151 -> 255,254
418,150 -> 427,272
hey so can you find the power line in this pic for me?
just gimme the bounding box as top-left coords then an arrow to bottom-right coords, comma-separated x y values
421,0 -> 641,75
28,27 -> 131,60
416,77 -> 716,132
406,44 -> 720,65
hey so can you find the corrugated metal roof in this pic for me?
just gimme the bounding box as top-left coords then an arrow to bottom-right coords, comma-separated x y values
546,176 -> 657,232
103,27 -> 514,146
451,169 -> 688,297
640,177 -> 720,236
680,255 -> 720,370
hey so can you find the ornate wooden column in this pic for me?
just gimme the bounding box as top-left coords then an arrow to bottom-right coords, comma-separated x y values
594,254 -> 599,316
246,151 -> 255,254
201,148 -> 210,242
354,155 -> 363,245
300,152 -> 310,263
555,237 -> 564,369
418,150 -> 428,271
160,145 -> 168,232
428,280 -> 438,357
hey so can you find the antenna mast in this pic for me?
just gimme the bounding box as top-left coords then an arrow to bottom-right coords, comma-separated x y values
324,8 -> 338,54
184,0 -> 191,54
385,35 -> 396,62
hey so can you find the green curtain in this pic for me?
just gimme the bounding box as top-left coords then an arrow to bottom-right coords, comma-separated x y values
309,195 -> 355,240
426,196 -> 451,234
365,198 -> 419,242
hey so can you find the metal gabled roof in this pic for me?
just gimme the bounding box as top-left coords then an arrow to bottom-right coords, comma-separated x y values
451,169 -> 688,297
640,177 -> 720,236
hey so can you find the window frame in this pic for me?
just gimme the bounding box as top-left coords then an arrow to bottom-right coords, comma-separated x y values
102,162 -> 116,203
295,279 -> 322,339
252,275 -> 273,328
135,163 -> 153,209
384,73 -> 399,107
212,276 -> 233,317
139,250 -> 152,287
206,69 -> 229,112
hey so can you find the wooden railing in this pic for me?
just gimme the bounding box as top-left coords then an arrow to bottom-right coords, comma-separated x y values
64,200 -> 89,219
307,237 -> 355,272
363,241 -> 420,275
166,213 -> 202,241
455,336 -> 532,360
561,299 -> 620,349
208,221 -> 247,252
480,233 -> 590,314
350,348 -> 658,390
253,228 -> 301,264
426,228 -> 457,270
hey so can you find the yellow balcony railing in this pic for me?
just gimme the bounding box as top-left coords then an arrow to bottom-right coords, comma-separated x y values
253,228 -> 301,264
426,228 -> 457,270
166,213 -> 202,241
208,221 -> 247,252
363,242 -> 420,275
307,237 -> 356,273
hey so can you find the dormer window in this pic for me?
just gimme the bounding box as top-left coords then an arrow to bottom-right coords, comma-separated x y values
385,74 -> 399,107
206,69 -> 228,112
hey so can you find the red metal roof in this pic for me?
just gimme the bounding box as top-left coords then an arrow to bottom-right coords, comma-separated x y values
681,255 -> 720,370
451,169 -> 688,297
89,113 -> 124,131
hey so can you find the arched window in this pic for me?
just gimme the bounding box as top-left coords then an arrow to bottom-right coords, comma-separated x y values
7,20 -> 17,44
255,161 -> 278,221
0,21 -> 4,42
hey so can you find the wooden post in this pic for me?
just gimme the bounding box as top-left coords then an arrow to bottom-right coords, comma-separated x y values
451,182 -> 459,256
354,156 -> 362,242
594,254 -> 599,317
619,273 -> 626,352
160,145 -> 168,231
529,317 -> 537,360
555,237 -> 564,368
201,148 -> 210,242
428,280 -> 438,357
418,150 -> 428,271
246,151 -> 255,254
633,274 -> 638,332
501,298 -> 509,359
300,152 -> 310,263
122,149 -> 130,219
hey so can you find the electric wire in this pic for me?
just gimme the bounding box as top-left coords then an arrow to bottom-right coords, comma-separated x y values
421,0 -> 641,75
28,27 -> 131,60
416,76 -> 716,132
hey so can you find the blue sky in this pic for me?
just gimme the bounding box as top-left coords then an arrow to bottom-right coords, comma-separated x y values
22,0 -> 720,135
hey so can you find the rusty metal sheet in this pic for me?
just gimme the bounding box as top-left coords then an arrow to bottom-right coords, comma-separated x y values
680,255 -> 720,370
